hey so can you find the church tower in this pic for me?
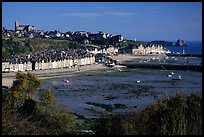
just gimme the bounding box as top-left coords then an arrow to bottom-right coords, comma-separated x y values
15,21 -> 19,32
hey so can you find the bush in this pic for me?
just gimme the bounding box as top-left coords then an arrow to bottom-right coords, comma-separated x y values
2,72 -> 76,135
93,92 -> 202,135
31,104 -> 77,135
2,102 -> 51,135
4,72 -> 43,110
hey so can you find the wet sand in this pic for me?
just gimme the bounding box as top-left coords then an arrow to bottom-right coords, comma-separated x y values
2,63 -> 111,87
110,54 -> 167,63
2,54 -> 158,87
39,67 -> 202,118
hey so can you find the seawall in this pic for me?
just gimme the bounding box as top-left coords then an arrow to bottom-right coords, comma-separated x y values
119,63 -> 202,72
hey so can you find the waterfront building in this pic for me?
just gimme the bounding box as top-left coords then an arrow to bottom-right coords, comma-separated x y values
132,44 -> 166,54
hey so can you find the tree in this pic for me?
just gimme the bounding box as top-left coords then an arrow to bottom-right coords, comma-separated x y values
4,72 -> 43,110
40,89 -> 57,107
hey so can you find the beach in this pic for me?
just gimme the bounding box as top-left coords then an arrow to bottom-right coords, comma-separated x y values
2,63 -> 109,87
111,54 -> 167,63
2,54 -> 162,87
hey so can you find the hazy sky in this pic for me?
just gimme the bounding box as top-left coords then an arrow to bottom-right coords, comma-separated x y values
2,2 -> 202,41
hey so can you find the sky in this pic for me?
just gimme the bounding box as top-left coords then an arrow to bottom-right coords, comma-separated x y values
2,2 -> 202,41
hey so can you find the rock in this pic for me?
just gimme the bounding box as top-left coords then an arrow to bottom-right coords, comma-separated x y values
175,39 -> 187,46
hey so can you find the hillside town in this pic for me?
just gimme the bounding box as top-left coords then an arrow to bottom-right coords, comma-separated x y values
3,21 -> 124,44
2,21 -> 168,72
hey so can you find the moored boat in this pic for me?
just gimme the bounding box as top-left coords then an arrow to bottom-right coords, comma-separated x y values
172,75 -> 182,80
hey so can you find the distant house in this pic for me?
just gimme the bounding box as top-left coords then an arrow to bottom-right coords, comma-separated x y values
24,32 -> 34,38
83,39 -> 90,44
101,45 -> 118,54
48,30 -> 61,38
65,33 -> 70,38
89,31 -> 108,41
110,35 -> 124,42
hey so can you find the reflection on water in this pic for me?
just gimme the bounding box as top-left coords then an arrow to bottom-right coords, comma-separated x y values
39,68 -> 202,118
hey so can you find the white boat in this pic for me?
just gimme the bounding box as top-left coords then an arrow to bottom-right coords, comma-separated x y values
167,72 -> 174,77
168,74 -> 172,77
105,63 -> 115,67
136,80 -> 141,83
171,72 -> 174,75
63,79 -> 69,83
166,50 -> 171,54
172,75 -> 182,80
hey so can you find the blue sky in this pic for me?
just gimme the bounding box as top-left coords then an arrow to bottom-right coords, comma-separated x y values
2,2 -> 202,41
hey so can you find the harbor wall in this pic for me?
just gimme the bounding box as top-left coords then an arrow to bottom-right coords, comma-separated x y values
119,63 -> 202,72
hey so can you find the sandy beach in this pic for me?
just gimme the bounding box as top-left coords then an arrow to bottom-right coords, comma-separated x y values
110,54 -> 167,63
2,54 -> 166,88
2,64 -> 109,87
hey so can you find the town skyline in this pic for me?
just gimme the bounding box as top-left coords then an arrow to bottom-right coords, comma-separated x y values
2,2 -> 202,41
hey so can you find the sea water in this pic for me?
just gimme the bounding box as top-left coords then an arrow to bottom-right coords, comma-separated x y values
164,41 -> 202,54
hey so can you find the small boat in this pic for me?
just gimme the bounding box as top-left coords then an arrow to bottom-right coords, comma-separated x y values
167,74 -> 172,77
136,80 -> 141,83
63,79 -> 69,83
172,75 -> 182,80
167,72 -> 174,77
105,63 -> 115,67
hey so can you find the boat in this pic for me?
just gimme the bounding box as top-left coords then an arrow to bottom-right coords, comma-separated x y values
167,72 -> 174,77
64,79 -> 69,83
167,74 -> 172,77
171,72 -> 174,75
172,75 -> 182,80
136,80 -> 141,83
105,63 -> 115,67
165,50 -> 171,54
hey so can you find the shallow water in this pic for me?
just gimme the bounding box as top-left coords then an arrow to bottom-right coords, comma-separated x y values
38,68 -> 202,118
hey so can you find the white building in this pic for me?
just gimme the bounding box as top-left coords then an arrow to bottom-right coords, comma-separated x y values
132,44 -> 166,54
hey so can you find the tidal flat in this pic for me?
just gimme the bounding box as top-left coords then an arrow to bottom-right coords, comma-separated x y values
39,67 -> 202,118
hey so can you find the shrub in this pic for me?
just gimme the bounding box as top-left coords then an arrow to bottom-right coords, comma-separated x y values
31,104 -> 77,135
4,72 -> 42,110
2,72 -> 76,135
93,92 -> 202,135
93,113 -> 124,135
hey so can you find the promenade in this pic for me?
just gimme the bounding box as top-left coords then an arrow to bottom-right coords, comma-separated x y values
2,63 -> 111,88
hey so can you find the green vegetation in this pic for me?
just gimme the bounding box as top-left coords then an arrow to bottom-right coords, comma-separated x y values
2,36 -> 86,60
2,36 -> 148,61
2,72 -> 76,135
125,39 -> 147,46
116,39 -> 147,49
93,92 -> 202,135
